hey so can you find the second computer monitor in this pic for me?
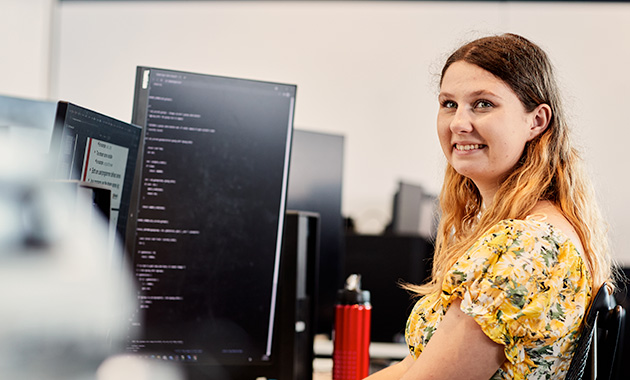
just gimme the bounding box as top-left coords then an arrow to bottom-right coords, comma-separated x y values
49,101 -> 142,248
286,129 -> 345,336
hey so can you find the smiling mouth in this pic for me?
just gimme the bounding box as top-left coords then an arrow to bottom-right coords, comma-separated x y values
454,144 -> 486,151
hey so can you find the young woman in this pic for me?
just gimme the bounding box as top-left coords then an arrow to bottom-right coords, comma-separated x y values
366,33 -> 615,380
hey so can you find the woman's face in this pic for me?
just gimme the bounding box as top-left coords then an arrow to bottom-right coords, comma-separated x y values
437,61 -> 541,198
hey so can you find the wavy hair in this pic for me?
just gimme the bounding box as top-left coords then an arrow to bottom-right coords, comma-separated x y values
408,33 -> 614,296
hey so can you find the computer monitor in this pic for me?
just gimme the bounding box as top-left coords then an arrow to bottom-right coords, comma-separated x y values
128,67 -> 296,379
0,94 -> 56,151
386,181 -> 438,239
48,101 -> 142,249
286,129 -> 345,336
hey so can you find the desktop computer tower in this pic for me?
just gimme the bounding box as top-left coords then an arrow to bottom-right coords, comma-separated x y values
276,211 -> 320,380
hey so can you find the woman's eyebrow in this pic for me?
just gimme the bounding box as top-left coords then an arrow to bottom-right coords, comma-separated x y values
439,89 -> 503,99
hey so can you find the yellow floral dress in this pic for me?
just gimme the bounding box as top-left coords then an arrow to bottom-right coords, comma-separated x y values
405,218 -> 591,380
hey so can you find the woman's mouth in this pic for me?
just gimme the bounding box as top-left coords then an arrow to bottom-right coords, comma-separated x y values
454,144 -> 486,151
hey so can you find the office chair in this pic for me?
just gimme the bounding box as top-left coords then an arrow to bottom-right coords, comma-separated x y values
565,282 -> 626,380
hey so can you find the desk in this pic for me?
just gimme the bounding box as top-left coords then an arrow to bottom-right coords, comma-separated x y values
313,336 -> 408,379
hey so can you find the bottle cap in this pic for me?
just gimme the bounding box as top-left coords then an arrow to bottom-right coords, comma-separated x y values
337,274 -> 371,305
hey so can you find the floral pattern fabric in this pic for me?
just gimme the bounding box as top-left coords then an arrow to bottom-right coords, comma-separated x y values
405,218 -> 591,380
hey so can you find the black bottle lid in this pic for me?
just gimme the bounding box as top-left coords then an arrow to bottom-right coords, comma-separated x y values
337,274 -> 371,305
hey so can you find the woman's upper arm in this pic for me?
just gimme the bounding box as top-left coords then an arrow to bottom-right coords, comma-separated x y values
400,298 -> 505,380
363,355 -> 415,380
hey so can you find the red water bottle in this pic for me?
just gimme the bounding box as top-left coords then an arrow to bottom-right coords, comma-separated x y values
332,274 -> 371,380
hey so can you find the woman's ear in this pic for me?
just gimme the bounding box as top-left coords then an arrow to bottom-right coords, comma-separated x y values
528,103 -> 552,140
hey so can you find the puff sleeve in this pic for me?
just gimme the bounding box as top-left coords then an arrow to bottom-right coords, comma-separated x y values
441,219 -> 590,377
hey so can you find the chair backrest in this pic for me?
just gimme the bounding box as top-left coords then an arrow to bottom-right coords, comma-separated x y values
565,282 -> 626,380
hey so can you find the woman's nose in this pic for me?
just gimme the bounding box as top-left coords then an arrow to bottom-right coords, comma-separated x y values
450,108 -> 473,134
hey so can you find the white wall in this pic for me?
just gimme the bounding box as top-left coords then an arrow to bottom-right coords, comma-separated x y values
0,0 -> 55,99
4,1 -> 630,263
52,0 -> 506,235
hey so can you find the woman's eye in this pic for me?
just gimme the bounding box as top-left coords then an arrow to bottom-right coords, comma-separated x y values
474,100 -> 493,109
441,100 -> 457,109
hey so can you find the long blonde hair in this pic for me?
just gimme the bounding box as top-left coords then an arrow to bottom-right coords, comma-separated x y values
408,33 -> 614,296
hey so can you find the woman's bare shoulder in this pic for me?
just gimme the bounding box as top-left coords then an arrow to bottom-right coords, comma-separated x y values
528,201 -> 584,254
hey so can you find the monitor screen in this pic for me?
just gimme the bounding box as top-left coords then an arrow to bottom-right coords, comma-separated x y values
127,67 -> 295,376
49,101 -> 142,249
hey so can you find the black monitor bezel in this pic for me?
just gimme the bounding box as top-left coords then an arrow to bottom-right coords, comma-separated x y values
128,66 -> 297,379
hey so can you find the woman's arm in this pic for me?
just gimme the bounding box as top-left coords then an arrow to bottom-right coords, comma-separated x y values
365,299 -> 505,380
363,355 -> 414,380
365,355 -> 414,380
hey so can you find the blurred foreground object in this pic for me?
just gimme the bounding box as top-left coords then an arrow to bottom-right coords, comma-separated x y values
97,354 -> 185,380
0,141 -> 143,380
